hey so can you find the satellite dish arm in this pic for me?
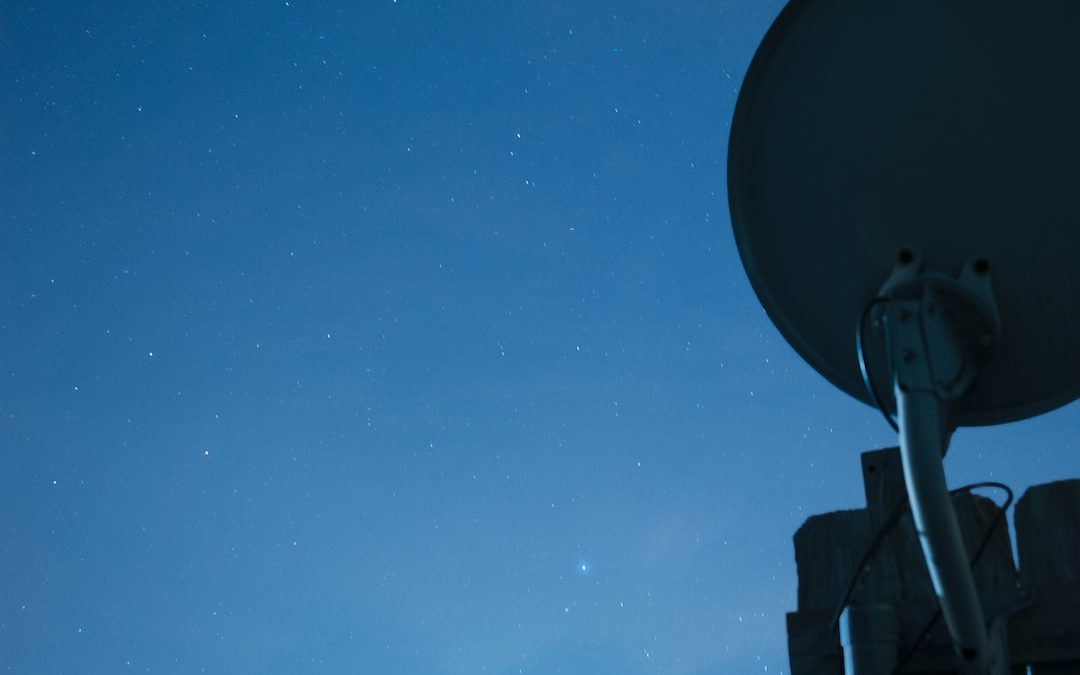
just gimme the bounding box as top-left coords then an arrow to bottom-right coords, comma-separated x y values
895,384 -> 988,671
881,264 -> 1003,674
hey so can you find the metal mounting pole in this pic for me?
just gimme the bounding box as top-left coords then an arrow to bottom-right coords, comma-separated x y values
840,604 -> 899,675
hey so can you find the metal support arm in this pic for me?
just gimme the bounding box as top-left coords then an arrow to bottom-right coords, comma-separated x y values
895,384 -> 988,673
875,256 -> 1006,675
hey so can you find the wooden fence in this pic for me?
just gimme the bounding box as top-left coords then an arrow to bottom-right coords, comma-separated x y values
787,447 -> 1080,674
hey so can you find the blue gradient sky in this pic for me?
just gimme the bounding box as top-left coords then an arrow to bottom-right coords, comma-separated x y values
2,2 -> 1077,674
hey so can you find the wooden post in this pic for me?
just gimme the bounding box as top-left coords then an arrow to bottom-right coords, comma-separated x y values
1012,479 -> 1080,675
787,509 -> 868,675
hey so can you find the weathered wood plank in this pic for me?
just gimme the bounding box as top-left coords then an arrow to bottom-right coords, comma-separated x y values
861,447 -> 908,524
1016,480 -> 1080,588
1008,584 -> 1080,670
787,609 -> 843,675
1015,480 -> 1080,675
794,509 -> 897,611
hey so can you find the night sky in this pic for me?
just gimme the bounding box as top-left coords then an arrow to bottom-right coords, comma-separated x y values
2,2 -> 1077,674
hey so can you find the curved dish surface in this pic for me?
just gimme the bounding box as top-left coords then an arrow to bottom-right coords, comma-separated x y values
728,0 -> 1080,425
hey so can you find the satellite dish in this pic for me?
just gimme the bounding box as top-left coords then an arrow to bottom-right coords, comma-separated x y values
727,2 -> 1080,671
728,0 -> 1080,427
